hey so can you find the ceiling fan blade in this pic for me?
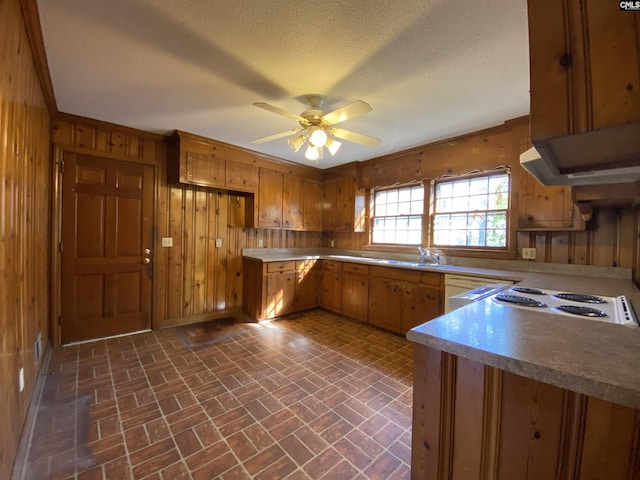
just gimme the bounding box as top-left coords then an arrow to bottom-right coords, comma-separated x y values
331,127 -> 381,147
251,128 -> 302,144
253,102 -> 307,124
322,100 -> 372,125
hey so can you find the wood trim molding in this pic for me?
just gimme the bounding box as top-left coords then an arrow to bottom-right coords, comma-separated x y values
54,112 -> 166,141
19,0 -> 57,114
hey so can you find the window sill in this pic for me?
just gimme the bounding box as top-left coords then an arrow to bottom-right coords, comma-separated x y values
361,244 -> 421,255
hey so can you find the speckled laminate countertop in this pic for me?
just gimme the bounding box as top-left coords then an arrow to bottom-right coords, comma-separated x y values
242,247 -> 640,408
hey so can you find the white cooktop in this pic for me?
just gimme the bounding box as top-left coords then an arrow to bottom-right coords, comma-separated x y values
492,287 -> 638,327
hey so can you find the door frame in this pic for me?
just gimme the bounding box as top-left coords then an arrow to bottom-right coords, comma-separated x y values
50,144 -> 159,346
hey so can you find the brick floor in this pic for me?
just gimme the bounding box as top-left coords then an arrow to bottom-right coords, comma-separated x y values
19,309 -> 413,479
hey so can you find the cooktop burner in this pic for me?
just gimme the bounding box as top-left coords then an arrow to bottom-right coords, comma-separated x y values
489,287 -> 638,327
511,287 -> 546,295
555,305 -> 608,318
495,294 -> 547,308
553,293 -> 606,304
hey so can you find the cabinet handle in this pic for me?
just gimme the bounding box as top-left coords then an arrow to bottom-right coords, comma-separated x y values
559,53 -> 572,68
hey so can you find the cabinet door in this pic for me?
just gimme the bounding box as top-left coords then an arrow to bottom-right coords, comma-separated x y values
283,173 -> 304,230
303,178 -> 323,231
341,273 -> 369,322
258,167 -> 283,228
322,176 -> 355,232
518,178 -> 584,231
185,151 -> 225,188
319,269 -> 342,313
401,283 -> 441,334
294,260 -> 319,311
368,277 -> 403,334
225,160 -> 257,193
265,271 -> 295,318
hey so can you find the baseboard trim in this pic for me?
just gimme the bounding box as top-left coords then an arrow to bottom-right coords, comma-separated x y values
11,342 -> 52,480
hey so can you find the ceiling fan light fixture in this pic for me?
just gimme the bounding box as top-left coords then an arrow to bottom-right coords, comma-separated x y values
309,127 -> 327,148
305,144 -> 320,161
287,135 -> 306,152
326,137 -> 341,156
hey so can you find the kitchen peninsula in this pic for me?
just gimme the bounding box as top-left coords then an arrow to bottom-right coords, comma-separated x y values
407,276 -> 640,479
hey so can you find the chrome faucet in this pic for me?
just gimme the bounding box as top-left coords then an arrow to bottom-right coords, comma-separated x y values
418,247 -> 440,265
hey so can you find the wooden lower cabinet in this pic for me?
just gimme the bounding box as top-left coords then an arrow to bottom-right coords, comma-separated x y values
411,344 -> 640,480
368,276 -> 404,334
319,260 -> 342,314
341,263 -> 369,323
294,259 -> 319,311
243,258 -> 318,320
243,259 -> 443,333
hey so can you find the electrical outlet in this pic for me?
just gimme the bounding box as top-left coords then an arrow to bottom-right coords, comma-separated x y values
522,247 -> 537,259
258,239 -> 264,247
330,240 -> 335,247
216,238 -> 222,248
161,237 -> 173,247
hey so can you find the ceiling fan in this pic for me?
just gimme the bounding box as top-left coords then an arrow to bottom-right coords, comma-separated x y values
251,95 -> 381,162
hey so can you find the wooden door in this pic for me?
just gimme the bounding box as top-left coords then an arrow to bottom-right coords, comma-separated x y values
61,153 -> 154,343
319,263 -> 342,313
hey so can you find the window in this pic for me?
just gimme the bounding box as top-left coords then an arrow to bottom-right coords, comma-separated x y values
371,184 -> 424,245
432,172 -> 509,247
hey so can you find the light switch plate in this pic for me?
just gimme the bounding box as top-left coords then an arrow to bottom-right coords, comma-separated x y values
161,237 -> 173,247
522,247 -> 536,259
216,238 -> 222,248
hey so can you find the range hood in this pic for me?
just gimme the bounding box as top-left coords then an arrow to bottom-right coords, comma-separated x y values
520,146 -> 640,186
521,122 -> 640,186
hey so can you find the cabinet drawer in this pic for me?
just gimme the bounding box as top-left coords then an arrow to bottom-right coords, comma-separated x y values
369,266 -> 442,287
266,261 -> 296,273
343,262 -> 369,274
320,260 -> 343,272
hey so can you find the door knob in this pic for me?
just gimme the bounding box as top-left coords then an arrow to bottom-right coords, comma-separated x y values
142,257 -> 151,264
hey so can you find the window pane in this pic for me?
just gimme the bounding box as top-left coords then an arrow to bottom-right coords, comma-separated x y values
371,186 -> 424,245
452,180 -> 469,197
469,177 -> 488,195
432,173 -> 509,248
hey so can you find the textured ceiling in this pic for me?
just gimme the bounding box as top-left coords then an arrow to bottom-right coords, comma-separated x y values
37,0 -> 530,169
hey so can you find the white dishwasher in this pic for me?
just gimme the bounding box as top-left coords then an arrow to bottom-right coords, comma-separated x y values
444,274 -> 513,312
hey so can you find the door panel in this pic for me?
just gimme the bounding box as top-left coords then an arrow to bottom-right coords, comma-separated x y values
62,153 -> 154,343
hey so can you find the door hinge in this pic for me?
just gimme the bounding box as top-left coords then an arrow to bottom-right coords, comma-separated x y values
58,315 -> 63,326
59,160 -> 64,173
59,242 -> 63,253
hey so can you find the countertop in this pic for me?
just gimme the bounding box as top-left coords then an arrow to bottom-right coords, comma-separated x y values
242,247 -> 640,408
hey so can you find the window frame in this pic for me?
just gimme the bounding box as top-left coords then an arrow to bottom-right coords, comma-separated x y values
368,182 -> 428,248
428,168 -> 515,257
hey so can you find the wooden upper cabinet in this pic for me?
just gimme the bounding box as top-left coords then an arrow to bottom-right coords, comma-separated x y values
224,159 -> 257,193
528,0 -> 640,172
168,131 -> 257,193
303,178 -> 323,231
323,175 -> 356,232
257,167 -> 284,228
283,173 -> 304,230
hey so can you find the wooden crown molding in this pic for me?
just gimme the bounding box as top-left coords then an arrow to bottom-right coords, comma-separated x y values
19,0 -> 57,114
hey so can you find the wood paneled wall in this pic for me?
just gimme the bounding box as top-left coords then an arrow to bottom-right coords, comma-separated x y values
0,0 -> 52,477
51,114 -> 323,335
325,118 -> 640,284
